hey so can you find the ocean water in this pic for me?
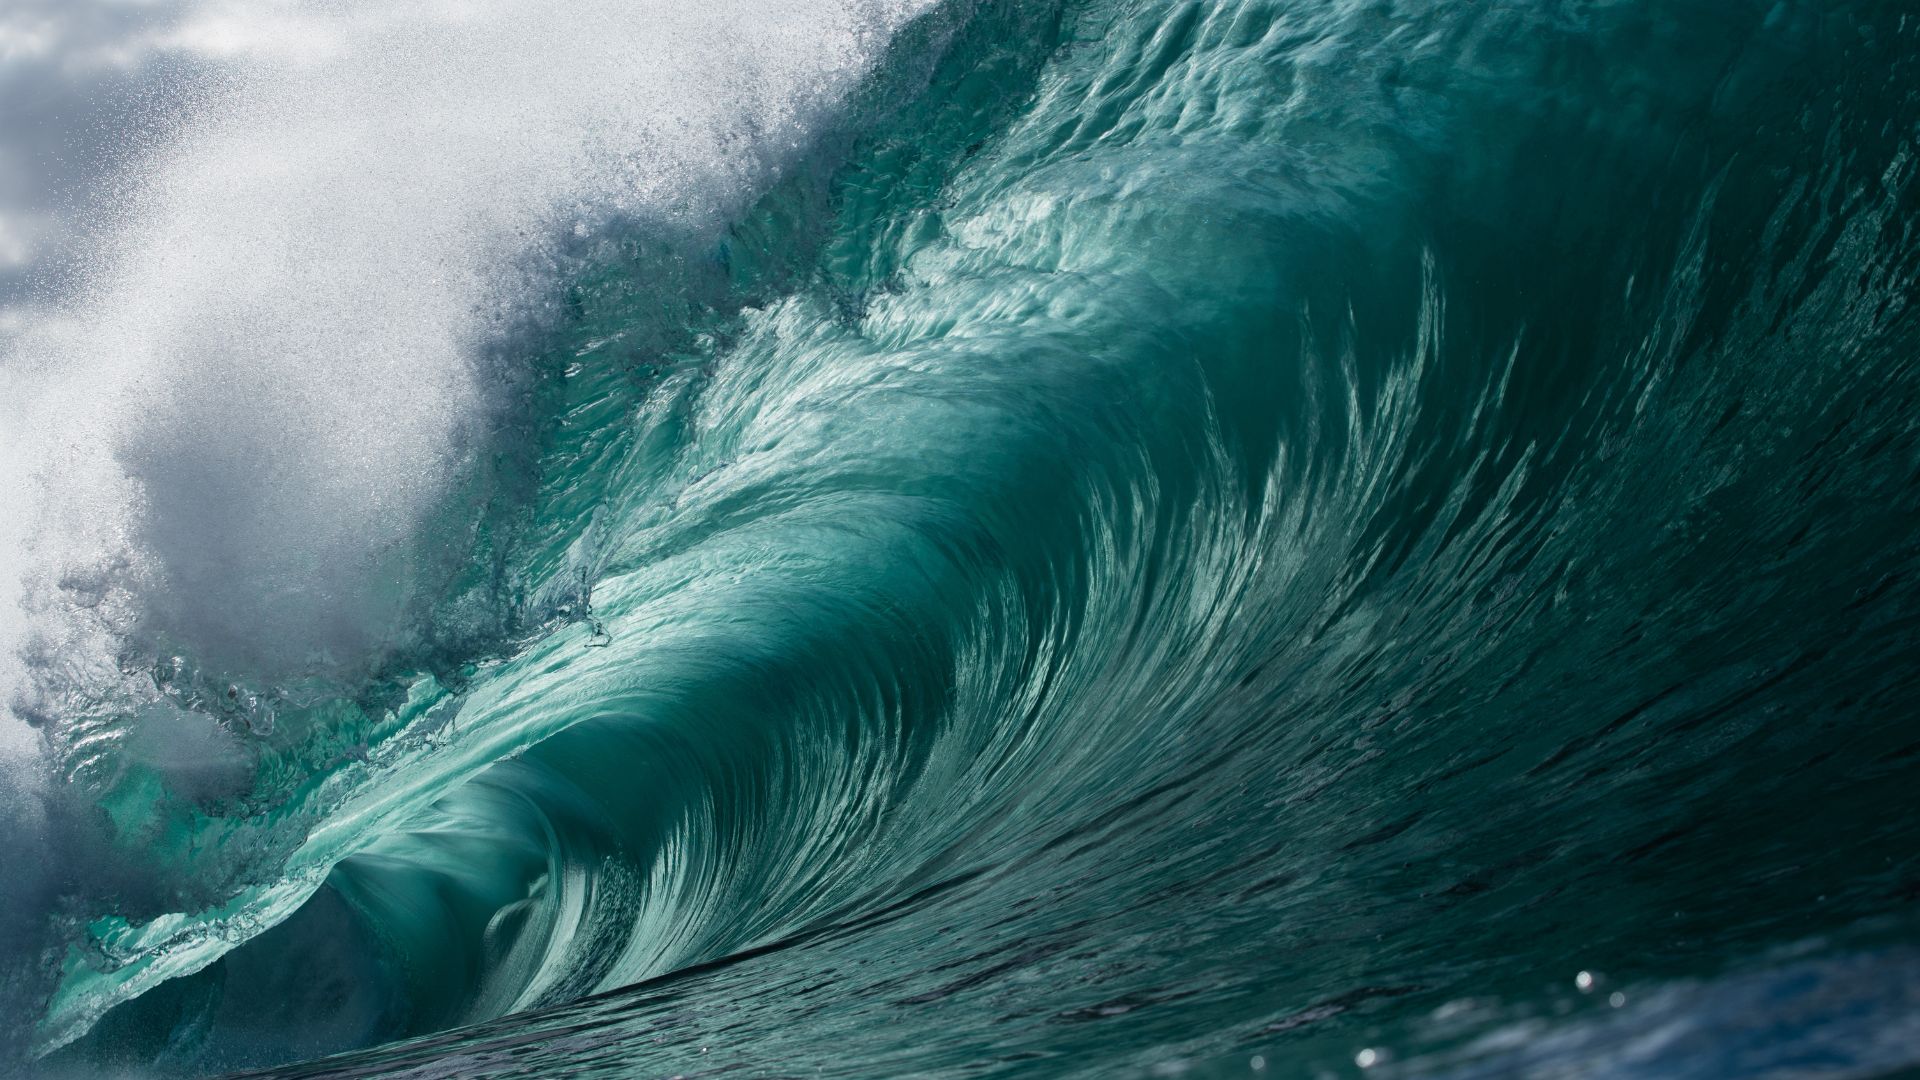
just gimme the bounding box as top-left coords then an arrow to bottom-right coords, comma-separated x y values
2,0 -> 1919,1076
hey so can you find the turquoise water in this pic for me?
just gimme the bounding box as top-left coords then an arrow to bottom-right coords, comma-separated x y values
6,0 -> 1920,1076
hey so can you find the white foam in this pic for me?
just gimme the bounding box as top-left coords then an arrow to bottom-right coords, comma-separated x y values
0,0 -> 930,743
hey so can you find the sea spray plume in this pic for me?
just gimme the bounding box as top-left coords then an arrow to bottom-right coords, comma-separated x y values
0,0 -> 934,1064
13,0 -> 930,689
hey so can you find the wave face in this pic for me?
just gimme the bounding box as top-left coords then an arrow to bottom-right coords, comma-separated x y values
6,0 -> 1920,1075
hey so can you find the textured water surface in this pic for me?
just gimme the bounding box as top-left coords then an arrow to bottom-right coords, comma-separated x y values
3,0 -> 1919,1077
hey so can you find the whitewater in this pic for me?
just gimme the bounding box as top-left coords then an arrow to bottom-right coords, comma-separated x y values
3,0 -> 1920,1076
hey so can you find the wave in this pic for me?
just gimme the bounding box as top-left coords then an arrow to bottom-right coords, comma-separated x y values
7,0 -> 1920,1075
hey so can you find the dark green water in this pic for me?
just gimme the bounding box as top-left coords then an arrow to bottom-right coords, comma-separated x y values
9,0 -> 1920,1076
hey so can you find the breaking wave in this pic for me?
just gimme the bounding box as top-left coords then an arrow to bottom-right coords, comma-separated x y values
4,0 -> 1920,1076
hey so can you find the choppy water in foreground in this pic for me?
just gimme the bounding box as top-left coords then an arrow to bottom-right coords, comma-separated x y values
4,0 -> 1920,1076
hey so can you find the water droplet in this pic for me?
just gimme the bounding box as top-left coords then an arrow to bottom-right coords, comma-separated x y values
1609,991 -> 1626,1008
1575,970 -> 1595,992
1356,1048 -> 1379,1069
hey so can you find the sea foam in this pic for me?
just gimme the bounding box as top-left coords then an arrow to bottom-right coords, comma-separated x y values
0,0 -> 928,749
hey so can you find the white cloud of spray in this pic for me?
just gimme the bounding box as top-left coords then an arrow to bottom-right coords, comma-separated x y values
2,0 -> 928,695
